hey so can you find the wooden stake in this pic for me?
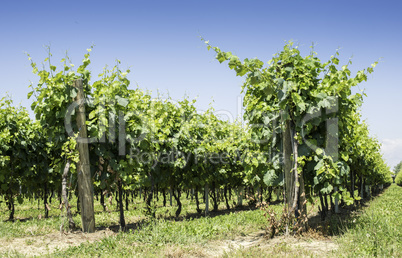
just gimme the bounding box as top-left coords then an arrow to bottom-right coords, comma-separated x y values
205,184 -> 209,216
334,186 -> 339,213
237,186 -> 243,206
74,79 -> 95,233
283,120 -> 295,212
62,159 -> 76,230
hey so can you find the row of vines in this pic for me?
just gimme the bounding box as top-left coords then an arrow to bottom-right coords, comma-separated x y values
0,42 -> 392,232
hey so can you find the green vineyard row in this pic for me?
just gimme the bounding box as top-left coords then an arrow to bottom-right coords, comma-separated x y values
0,42 -> 392,229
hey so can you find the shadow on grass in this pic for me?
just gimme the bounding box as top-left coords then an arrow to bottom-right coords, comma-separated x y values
306,186 -> 388,237
2,214 -> 61,223
163,203 -> 259,221
93,203 -> 261,233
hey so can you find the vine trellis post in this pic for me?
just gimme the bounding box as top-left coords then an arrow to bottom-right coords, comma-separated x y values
74,78 -> 95,233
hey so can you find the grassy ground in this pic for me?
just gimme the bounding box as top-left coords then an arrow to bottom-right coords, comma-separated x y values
51,209 -> 269,257
0,191 -> 275,257
0,185 -> 401,257
334,184 -> 402,257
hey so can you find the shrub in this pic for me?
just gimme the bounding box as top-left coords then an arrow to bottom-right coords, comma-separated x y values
396,172 -> 402,186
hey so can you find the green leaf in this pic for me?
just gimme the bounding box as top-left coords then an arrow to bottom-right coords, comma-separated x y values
89,110 -> 96,120
297,101 -> 306,112
263,170 -> 283,187
318,98 -> 331,108
316,92 -> 327,99
70,88 -> 77,99
116,96 -> 129,107
27,91 -> 34,99
332,58 -> 339,65
321,182 -> 333,194
314,159 -> 324,171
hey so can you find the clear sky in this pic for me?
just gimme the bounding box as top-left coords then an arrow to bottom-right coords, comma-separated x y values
1,0 -> 401,169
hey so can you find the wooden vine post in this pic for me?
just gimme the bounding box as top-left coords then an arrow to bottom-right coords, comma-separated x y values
283,120 -> 307,232
283,121 -> 295,213
74,79 -> 95,233
205,184 -> 209,216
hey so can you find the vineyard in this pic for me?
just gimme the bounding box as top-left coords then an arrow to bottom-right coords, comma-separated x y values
0,41 -> 396,256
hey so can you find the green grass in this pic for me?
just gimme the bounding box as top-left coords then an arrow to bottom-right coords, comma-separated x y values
51,209 -> 269,257
0,196 -> 69,239
0,191 -> 278,257
1,186 -> 401,257
335,184 -> 402,257
0,190 -> 283,233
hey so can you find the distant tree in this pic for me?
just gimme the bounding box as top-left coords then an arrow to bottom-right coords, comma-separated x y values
394,161 -> 402,175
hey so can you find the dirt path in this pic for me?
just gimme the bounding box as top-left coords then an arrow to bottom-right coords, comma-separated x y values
205,230 -> 338,257
0,229 -> 338,257
0,229 -> 116,256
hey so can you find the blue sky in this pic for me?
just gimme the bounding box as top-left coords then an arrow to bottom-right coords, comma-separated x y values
1,0 -> 401,169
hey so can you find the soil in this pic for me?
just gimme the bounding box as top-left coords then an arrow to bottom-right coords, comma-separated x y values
206,230 -> 338,257
0,229 -> 338,257
0,228 -> 116,256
